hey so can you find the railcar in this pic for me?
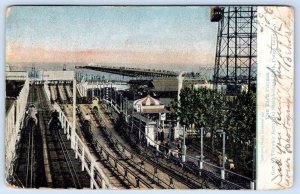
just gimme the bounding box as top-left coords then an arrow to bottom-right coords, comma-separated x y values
25,104 -> 38,128
82,113 -> 93,141
91,97 -> 100,112
48,110 -> 62,131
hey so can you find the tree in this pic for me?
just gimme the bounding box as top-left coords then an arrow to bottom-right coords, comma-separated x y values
172,86 -> 256,177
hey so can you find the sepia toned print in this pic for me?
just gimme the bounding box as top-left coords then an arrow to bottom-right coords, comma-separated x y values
4,5 -> 293,190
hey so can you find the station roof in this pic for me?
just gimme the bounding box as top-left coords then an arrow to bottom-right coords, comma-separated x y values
151,78 -> 178,92
134,94 -> 163,106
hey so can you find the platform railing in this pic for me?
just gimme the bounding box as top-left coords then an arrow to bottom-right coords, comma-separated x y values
58,106 -> 111,189
44,83 -> 111,189
59,106 -> 111,189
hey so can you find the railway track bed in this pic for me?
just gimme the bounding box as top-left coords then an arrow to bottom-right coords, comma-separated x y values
79,104 -> 190,189
78,105 -> 169,189
13,85 -> 91,189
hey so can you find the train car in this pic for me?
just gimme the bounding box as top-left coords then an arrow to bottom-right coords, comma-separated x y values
77,105 -> 94,141
210,6 -> 224,22
48,110 -> 62,131
24,104 -> 38,128
82,113 -> 93,141
91,97 -> 100,112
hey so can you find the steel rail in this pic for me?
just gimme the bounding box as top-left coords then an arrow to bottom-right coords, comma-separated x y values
78,106 -> 159,189
56,129 -> 82,188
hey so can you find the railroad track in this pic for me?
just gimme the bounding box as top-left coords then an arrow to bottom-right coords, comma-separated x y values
58,85 -> 68,104
96,103 -> 217,189
13,85 -> 47,188
75,107 -> 131,189
103,101 -> 248,189
25,121 -> 35,187
65,85 -> 73,103
49,85 -> 58,102
25,86 -> 36,187
35,85 -> 90,188
78,105 -> 168,189
57,129 -> 82,188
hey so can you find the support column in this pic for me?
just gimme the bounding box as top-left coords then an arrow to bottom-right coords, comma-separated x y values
221,131 -> 226,180
182,125 -> 186,163
102,179 -> 106,189
250,181 -> 255,190
81,149 -> 85,171
61,115 -> 65,129
75,138 -> 78,159
199,127 -> 204,171
90,162 -> 95,189
124,97 -> 128,122
67,125 -> 70,140
176,72 -> 184,139
71,79 -> 76,149
99,84 -> 102,100
139,118 -> 142,143
64,122 -> 67,134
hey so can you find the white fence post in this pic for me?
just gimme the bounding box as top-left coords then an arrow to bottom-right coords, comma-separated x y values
64,122 -> 67,134
221,169 -> 225,180
102,179 -> 106,189
55,105 -> 111,189
75,138 -> 78,159
90,161 -> 94,189
81,148 -> 85,171
250,181 -> 255,190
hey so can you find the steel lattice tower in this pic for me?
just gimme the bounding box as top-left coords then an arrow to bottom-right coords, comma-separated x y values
212,6 -> 257,93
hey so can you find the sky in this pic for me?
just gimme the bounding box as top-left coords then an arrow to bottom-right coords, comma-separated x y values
6,6 -> 218,71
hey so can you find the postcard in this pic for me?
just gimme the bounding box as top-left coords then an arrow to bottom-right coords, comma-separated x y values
5,5 -> 294,190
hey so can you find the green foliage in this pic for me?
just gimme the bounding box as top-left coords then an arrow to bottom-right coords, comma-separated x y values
173,87 -> 256,140
172,87 -> 256,176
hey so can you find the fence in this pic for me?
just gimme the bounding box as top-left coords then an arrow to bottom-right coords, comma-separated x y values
44,83 -> 111,189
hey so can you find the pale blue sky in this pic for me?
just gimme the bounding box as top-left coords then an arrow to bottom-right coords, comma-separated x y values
6,6 -> 219,69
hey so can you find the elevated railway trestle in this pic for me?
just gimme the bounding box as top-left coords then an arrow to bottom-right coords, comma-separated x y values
77,106 -> 170,189
100,94 -> 252,189
52,104 -> 112,189
83,103 -> 212,189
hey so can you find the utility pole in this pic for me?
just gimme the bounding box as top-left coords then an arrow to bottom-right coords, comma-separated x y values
221,131 -> 226,180
182,125 -> 186,163
71,78 -> 76,149
199,127 -> 204,172
251,138 -> 256,190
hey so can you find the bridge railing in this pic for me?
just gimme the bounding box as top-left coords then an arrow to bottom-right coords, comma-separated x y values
74,133 -> 111,189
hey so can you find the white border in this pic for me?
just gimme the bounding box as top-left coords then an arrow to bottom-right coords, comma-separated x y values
1,1 -> 299,194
